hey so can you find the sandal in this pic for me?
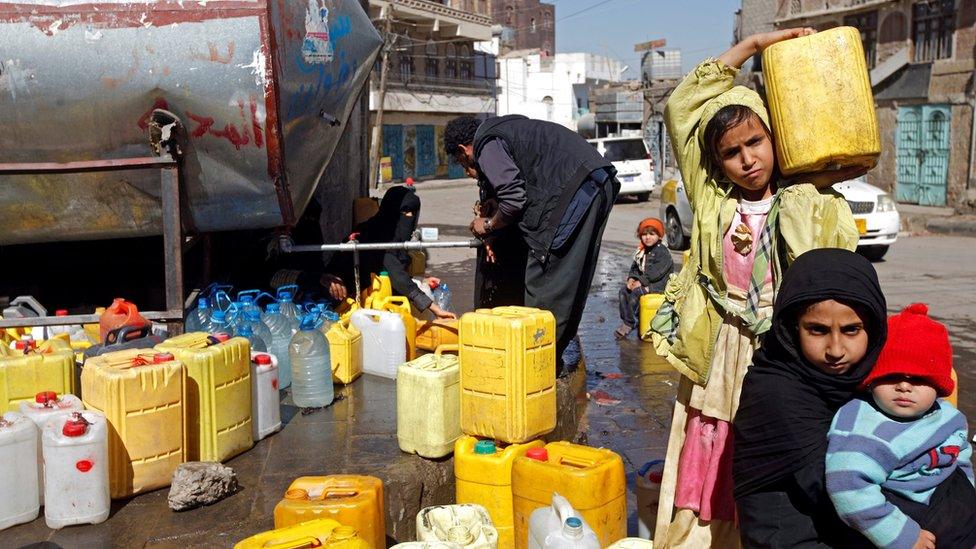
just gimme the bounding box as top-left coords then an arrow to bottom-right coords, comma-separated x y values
614,325 -> 633,340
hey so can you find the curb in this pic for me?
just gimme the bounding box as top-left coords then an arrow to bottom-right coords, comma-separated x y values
926,216 -> 976,237
374,178 -> 477,195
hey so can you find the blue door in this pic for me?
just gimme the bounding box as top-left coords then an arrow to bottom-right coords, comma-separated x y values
415,125 -> 437,178
896,105 -> 950,206
382,125 -> 405,181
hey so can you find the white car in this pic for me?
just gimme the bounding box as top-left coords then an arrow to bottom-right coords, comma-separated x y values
588,137 -> 655,202
659,176 -> 899,260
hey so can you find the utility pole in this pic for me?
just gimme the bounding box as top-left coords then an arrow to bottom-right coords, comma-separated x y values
369,5 -> 394,190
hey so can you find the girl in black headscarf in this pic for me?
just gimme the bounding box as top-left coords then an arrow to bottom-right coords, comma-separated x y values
733,248 -> 886,548
321,186 -> 455,319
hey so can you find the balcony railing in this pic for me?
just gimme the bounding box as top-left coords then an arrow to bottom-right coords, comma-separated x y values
385,70 -> 495,92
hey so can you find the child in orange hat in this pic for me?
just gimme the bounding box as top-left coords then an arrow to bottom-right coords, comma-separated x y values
616,217 -> 673,339
826,303 -> 976,549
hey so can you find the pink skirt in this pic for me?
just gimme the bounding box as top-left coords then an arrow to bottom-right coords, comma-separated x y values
672,409 -> 736,522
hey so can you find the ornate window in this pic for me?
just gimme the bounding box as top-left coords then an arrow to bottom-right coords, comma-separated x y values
425,38 -> 439,78
459,45 -> 472,80
445,43 -> 458,78
913,0 -> 955,62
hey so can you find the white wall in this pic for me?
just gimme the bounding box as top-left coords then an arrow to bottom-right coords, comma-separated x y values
497,52 -> 623,130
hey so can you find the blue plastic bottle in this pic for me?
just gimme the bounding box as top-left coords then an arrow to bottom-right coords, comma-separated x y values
277,288 -> 301,325
207,309 -> 231,335
432,282 -> 454,313
262,303 -> 294,389
237,323 -> 268,353
289,315 -> 333,408
244,310 -> 274,350
185,297 -> 211,332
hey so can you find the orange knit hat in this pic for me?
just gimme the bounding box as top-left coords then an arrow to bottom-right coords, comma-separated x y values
637,218 -> 665,239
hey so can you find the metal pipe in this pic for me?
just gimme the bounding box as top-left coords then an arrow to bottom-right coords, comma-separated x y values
284,239 -> 483,253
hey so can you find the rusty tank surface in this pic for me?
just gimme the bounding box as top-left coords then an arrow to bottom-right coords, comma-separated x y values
0,0 -> 381,245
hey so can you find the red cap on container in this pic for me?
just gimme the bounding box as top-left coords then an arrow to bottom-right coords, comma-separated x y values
213,332 -> 231,343
253,354 -> 272,365
14,341 -> 27,351
526,448 -> 549,461
62,413 -> 90,437
35,391 -> 58,405
55,309 -> 68,316
153,353 -> 175,364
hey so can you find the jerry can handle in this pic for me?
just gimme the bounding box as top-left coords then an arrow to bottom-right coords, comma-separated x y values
324,489 -> 359,498
262,536 -> 321,549
434,344 -> 459,356
558,455 -> 598,469
237,289 -> 261,301
105,324 -> 151,346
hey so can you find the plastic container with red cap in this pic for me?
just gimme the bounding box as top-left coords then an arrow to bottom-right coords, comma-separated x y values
0,411 -> 40,530
42,410 -> 109,528
250,352 -> 281,441
19,392 -> 84,506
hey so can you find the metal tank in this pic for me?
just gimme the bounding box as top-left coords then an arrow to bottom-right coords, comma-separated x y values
0,0 -> 381,245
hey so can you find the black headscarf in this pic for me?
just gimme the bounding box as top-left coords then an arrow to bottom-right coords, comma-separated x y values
355,185 -> 421,244
732,248 -> 887,500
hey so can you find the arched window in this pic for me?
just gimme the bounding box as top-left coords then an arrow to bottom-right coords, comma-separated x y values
544,11 -> 552,29
399,50 -> 413,79
530,18 -> 537,33
459,45 -> 472,79
425,38 -> 439,78
880,11 -> 907,43
543,96 -> 554,121
505,5 -> 514,25
445,43 -> 458,78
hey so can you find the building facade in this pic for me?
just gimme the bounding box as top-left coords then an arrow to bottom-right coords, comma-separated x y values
368,0 -> 496,181
756,0 -> 975,211
491,0 -> 555,55
496,50 -> 623,130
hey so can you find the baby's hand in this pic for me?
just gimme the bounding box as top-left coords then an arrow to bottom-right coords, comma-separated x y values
912,529 -> 936,549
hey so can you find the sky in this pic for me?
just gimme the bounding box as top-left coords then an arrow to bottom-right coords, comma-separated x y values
555,0 -> 743,78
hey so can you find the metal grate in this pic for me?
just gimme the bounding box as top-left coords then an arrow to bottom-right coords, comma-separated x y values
847,200 -> 874,214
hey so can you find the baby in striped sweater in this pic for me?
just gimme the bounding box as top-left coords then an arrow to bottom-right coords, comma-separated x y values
826,304 -> 976,549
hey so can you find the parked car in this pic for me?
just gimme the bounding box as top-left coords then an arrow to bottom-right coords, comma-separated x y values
588,137 -> 655,201
658,176 -> 900,260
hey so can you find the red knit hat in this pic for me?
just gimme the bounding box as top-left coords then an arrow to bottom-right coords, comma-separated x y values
861,303 -> 954,396
637,218 -> 665,238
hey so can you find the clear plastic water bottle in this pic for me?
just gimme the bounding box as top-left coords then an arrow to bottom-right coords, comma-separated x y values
262,303 -> 294,390
237,323 -> 268,353
289,315 -> 333,408
207,309 -> 231,335
244,310 -> 274,349
432,283 -> 453,313
185,298 -> 211,333
277,289 -> 301,325
238,292 -> 262,318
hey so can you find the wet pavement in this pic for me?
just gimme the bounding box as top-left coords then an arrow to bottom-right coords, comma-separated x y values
3,184 -> 973,547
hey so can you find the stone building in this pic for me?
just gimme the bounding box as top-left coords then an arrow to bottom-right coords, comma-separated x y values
491,0 -> 555,55
368,0 -> 496,181
743,0 -> 975,211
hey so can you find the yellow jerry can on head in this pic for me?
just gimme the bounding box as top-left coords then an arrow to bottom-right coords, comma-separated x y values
155,332 -> 253,462
397,345 -> 461,459
327,319 -> 363,385
762,26 -> 880,180
81,348 -> 187,499
512,441 -> 627,548
0,340 -> 76,412
458,306 -> 556,444
415,319 -> 459,352
274,475 -> 386,549
234,519 -> 369,549
455,436 -> 545,548
637,293 -> 665,339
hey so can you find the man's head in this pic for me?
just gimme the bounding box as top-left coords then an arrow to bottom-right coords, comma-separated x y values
445,116 -> 482,178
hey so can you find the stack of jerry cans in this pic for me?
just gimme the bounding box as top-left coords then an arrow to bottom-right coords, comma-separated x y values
458,306 -> 556,443
512,441 -> 626,547
155,333 -> 253,462
397,345 -> 461,459
274,475 -> 386,549
82,349 -> 186,498
0,340 -> 76,412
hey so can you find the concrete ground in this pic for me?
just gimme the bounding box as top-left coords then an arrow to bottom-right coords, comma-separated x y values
3,182 -> 974,548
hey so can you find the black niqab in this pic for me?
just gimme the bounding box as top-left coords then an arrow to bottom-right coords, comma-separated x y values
356,185 -> 420,244
732,248 -> 887,500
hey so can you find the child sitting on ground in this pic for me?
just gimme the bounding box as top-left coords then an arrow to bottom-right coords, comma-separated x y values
826,303 -> 976,549
616,217 -> 673,339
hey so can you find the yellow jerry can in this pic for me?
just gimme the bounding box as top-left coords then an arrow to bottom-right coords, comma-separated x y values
155,333 -> 253,462
326,319 -> 363,385
274,475 -> 386,549
0,340 -> 76,412
458,306 -> 556,444
234,519 -> 367,549
397,345 -> 461,459
81,349 -> 187,498
637,293 -> 665,339
455,436 -> 546,548
762,26 -> 880,179
415,319 -> 459,353
512,441 -> 627,548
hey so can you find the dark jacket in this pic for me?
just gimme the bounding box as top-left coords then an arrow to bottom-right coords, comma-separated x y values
629,243 -> 673,293
473,115 -> 613,259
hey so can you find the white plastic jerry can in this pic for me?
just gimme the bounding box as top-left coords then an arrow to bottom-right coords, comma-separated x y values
391,543 -> 464,549
250,352 -> 282,441
416,504 -> 499,548
0,412 -> 40,531
528,493 -> 600,549
349,309 -> 406,379
42,411 -> 110,529
19,391 -> 84,505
